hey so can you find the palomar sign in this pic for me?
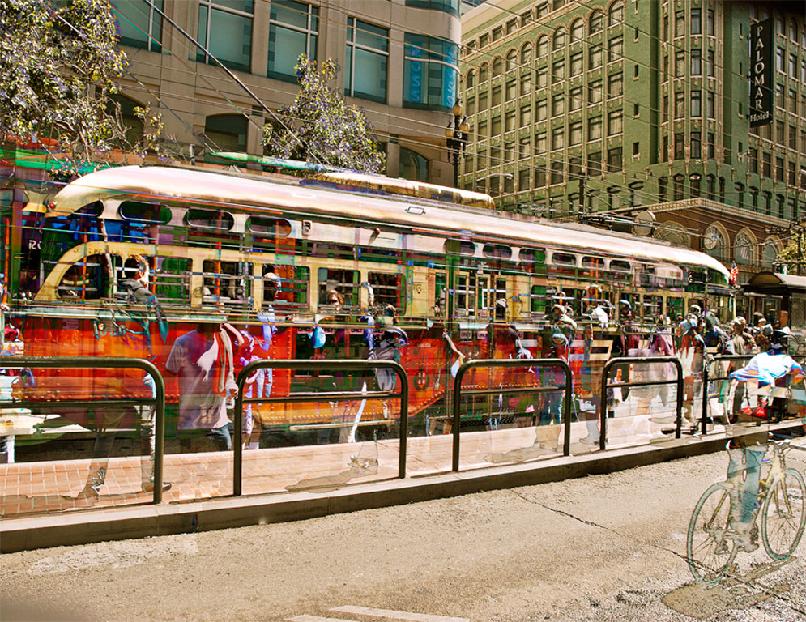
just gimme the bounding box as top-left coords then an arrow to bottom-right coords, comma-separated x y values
749,18 -> 773,128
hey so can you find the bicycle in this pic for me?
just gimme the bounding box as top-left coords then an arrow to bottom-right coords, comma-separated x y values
686,436 -> 806,585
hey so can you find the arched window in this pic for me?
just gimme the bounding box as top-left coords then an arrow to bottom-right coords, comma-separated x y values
108,94 -> 145,147
734,229 -> 757,265
672,173 -> 685,200
466,69 -> 475,87
506,49 -> 517,71
205,114 -> 247,152
553,27 -> 566,50
590,10 -> 604,34
479,62 -> 489,81
536,35 -> 549,57
608,1 -> 624,27
520,42 -> 532,65
492,56 -> 503,76
570,18 -> 584,41
703,223 -> 728,260
762,238 -> 780,267
399,147 -> 429,182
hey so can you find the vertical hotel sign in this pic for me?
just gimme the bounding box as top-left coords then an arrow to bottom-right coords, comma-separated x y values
749,19 -> 773,127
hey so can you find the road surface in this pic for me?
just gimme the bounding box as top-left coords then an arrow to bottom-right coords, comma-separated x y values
2,443 -> 805,622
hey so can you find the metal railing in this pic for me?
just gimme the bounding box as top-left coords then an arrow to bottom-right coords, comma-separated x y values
599,356 -> 684,451
232,359 -> 408,496
451,358 -> 573,472
0,356 -> 166,503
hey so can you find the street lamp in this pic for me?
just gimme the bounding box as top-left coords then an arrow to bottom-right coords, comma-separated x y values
446,99 -> 469,189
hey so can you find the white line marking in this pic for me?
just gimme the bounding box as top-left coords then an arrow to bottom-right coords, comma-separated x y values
288,616 -> 360,622
329,606 -> 470,622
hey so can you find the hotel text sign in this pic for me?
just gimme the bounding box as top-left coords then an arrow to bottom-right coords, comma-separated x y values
749,19 -> 773,127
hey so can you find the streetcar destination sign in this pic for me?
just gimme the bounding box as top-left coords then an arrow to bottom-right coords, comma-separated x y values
749,18 -> 773,127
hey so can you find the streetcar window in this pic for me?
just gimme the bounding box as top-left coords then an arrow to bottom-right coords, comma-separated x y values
263,265 -> 309,311
249,216 -> 292,237
369,272 -> 406,314
643,295 -> 664,321
119,202 -> 171,224
186,209 -> 234,231
318,268 -> 359,313
458,241 -> 476,256
530,284 -> 547,316
610,259 -> 631,272
482,244 -> 512,260
202,260 -> 250,306
57,254 -> 112,300
667,296 -> 684,319
581,256 -> 605,277
154,257 -> 191,303
552,252 -> 576,266
518,247 -> 545,264
434,272 -> 447,317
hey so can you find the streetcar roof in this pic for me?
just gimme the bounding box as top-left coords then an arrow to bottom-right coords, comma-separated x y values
52,165 -> 729,278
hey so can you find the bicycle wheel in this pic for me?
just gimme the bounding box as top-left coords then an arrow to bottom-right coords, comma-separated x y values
687,482 -> 737,584
761,468 -> 806,561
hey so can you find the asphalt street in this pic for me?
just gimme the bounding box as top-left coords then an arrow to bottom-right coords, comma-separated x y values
2,442 -> 805,622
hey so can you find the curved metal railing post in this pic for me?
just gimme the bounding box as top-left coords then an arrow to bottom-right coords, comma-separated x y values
233,359 -> 408,497
600,356 -> 684,451
700,354 -> 754,435
0,356 -> 166,504
452,358 -> 572,472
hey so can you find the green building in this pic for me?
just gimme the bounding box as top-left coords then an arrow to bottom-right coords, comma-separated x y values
460,0 -> 806,277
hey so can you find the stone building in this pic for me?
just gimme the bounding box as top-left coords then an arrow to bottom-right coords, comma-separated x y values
110,0 -> 462,185
460,0 -> 806,279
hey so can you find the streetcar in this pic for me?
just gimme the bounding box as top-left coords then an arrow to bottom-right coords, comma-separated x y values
1,163 -> 733,435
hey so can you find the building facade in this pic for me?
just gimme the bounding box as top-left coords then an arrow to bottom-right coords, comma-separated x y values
111,0 -> 461,185
460,0 -> 806,279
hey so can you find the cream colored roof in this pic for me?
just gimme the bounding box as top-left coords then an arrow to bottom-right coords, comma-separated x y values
52,165 -> 729,278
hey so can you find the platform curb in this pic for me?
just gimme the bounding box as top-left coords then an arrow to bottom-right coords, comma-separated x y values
2,421 -> 802,553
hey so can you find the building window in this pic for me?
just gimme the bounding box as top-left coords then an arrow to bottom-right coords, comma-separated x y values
466,70 -> 475,88
607,72 -> 623,97
520,105 -> 532,127
520,74 -> 532,96
789,53 -> 797,80
589,45 -> 603,69
518,168 -> 531,190
789,125 -> 797,150
536,1 -> 549,18
552,93 -> 565,115
535,131 -> 547,153
492,85 -> 502,106
536,99 -> 547,121
404,0 -> 459,16
521,42 -> 532,65
344,18 -> 388,103
570,121 -> 582,145
519,137 -> 531,158
706,132 -> 714,159
674,91 -> 684,118
590,10 -> 604,34
198,0 -> 253,72
588,116 -> 602,140
551,126 -> 565,150
506,18 -> 518,35
706,9 -> 714,36
493,56 -> 503,76
588,150 -> 602,175
551,160 -> 564,184
607,146 -> 622,172
749,147 -> 758,174
674,132 -> 684,160
491,115 -> 502,135
588,80 -> 603,104
492,26 -> 503,41
477,119 -> 488,137
675,50 -> 685,77
112,0 -> 163,52
536,67 -> 548,88
506,49 -> 518,72
570,51 -> 583,75
205,114 -> 248,152
777,47 -> 785,73
537,35 -> 549,57
691,49 -> 702,76
553,27 -> 566,50
505,110 -> 516,132
776,157 -> 784,182
632,141 -> 639,156
535,164 -> 547,186
403,34 -> 458,110
505,142 -> 515,162
552,59 -> 565,80
788,161 -> 796,185
706,90 -> 715,119
476,148 -> 487,169
706,49 -> 715,77
607,109 -> 622,135
675,11 -> 684,37
479,62 -> 489,82
608,1 -> 624,27
608,36 -> 623,62
762,151 -> 771,177
691,90 -> 702,117
570,86 -> 582,111
478,91 -> 488,110
691,131 -> 701,158
506,80 -> 516,101
673,174 -> 685,200
569,156 -> 582,178
691,8 -> 701,35
571,18 -> 584,41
